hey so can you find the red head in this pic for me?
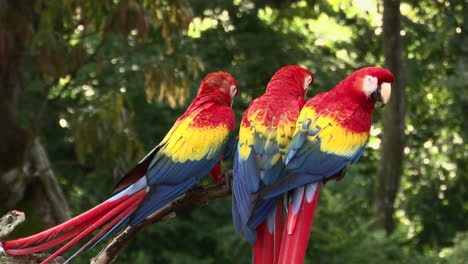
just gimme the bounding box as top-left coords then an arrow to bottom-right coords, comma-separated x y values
265,66 -> 314,97
196,72 -> 238,106
334,67 -> 394,108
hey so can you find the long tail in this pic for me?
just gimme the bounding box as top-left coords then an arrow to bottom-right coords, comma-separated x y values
1,177 -> 148,264
277,182 -> 320,264
253,198 -> 283,264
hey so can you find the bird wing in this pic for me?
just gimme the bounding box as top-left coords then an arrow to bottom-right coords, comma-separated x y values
233,98 -> 301,240
129,103 -> 235,224
262,102 -> 368,199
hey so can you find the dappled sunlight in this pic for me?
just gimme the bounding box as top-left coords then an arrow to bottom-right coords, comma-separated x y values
0,0 -> 466,263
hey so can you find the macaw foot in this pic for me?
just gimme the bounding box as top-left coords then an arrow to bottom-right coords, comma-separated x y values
324,166 -> 347,184
186,184 -> 209,206
222,170 -> 233,192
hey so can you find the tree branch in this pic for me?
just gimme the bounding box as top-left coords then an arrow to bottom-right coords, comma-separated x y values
91,172 -> 232,264
0,211 -> 25,239
0,211 -> 66,264
30,39 -> 105,141
0,173 -> 231,264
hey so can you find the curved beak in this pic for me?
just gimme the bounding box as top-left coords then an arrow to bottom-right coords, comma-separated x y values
370,82 -> 392,107
380,82 -> 391,107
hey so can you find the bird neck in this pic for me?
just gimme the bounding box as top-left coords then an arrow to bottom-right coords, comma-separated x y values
188,91 -> 231,111
265,78 -> 305,98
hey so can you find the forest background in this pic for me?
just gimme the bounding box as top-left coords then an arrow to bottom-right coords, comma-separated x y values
0,0 -> 466,263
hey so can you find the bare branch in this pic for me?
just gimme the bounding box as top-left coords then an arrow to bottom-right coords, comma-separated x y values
91,172 -> 232,264
0,253 -> 64,264
0,211 -> 64,264
0,211 -> 25,239
0,173 -> 231,264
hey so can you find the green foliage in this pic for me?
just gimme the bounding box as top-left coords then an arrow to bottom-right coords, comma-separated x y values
144,54 -> 205,107
72,91 -> 145,176
4,0 -> 467,263
441,232 -> 468,264
394,0 -> 467,249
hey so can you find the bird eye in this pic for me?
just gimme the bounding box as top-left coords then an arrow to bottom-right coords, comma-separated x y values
304,76 -> 313,89
230,85 -> 238,97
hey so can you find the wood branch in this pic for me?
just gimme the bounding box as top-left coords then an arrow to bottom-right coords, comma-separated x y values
0,253 -> 64,264
0,173 -> 231,264
91,172 -> 232,264
0,211 -> 64,264
0,211 -> 25,239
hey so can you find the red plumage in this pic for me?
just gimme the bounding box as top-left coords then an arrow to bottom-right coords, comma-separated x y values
277,66 -> 394,264
278,183 -> 320,264
1,72 -> 238,264
232,66 -> 314,264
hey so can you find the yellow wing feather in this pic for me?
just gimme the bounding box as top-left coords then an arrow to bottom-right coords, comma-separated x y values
162,115 -> 230,163
299,107 -> 368,156
239,108 -> 298,162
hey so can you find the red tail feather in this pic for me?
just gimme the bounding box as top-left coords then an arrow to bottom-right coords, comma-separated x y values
2,194 -> 129,249
40,190 -> 146,264
278,183 -> 320,264
253,199 -> 283,264
273,198 -> 284,263
4,217 -> 98,255
63,192 -> 146,261
2,189 -> 146,264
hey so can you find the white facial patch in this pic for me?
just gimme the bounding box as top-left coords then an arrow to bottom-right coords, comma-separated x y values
304,75 -> 313,90
363,75 -> 378,97
230,85 -> 237,98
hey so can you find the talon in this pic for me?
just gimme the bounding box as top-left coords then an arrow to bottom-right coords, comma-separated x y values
222,170 -> 233,192
324,167 -> 347,183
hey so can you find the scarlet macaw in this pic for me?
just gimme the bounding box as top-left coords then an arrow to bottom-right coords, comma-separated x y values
1,72 -> 239,264
271,67 -> 394,263
232,66 -> 314,264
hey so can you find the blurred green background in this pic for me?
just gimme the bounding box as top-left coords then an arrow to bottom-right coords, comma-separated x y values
0,0 -> 466,263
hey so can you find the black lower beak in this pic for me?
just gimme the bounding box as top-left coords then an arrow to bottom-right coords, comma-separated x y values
370,85 -> 382,102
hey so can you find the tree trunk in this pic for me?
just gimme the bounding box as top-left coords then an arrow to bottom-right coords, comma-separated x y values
1,139 -> 71,226
0,2 -> 71,228
0,211 -> 64,264
0,20 -> 28,175
372,0 -> 406,233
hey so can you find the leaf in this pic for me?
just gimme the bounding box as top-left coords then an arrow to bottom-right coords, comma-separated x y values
71,91 -> 144,174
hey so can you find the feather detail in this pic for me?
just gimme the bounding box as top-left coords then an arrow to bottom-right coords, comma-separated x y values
3,186 -> 147,264
278,183 -> 320,264
232,66 -> 313,264
209,161 -> 222,183
40,189 -> 147,264
1,72 -> 238,263
4,217 -> 98,255
3,192 -> 131,250
253,198 -> 283,264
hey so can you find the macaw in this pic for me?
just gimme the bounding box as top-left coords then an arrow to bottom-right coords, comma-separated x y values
232,66 -> 313,264
265,67 -> 393,264
0,72 -> 239,264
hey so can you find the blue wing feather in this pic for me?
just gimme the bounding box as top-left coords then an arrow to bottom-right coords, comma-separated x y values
127,104 -> 234,226
240,148 -> 260,192
223,131 -> 237,160
130,156 -> 218,225
232,152 -> 280,242
260,160 -> 284,185
232,97 -> 305,243
277,107 -> 370,197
